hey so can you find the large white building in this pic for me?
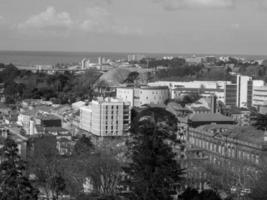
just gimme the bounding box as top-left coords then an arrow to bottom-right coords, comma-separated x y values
116,86 -> 169,107
79,98 -> 131,137
236,75 -> 253,108
224,75 -> 253,108
148,81 -> 229,90
253,85 -> 267,113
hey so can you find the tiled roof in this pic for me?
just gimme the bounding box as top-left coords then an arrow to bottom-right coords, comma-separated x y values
190,113 -> 234,122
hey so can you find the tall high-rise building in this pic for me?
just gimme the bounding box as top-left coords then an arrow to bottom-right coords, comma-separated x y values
224,83 -> 237,107
224,75 -> 253,108
79,98 -> 131,137
236,75 -> 253,108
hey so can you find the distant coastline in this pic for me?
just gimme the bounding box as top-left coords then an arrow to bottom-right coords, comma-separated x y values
0,50 -> 266,66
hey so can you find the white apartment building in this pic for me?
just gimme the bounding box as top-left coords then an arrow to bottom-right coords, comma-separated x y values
148,81 -> 229,90
116,86 -> 169,107
79,98 -> 131,137
253,85 -> 267,112
236,75 -> 253,108
224,75 -> 253,108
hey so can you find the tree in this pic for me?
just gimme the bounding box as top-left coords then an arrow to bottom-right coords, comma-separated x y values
28,136 -> 66,200
178,187 -> 199,200
86,150 -> 121,195
72,135 -> 94,156
251,113 -> 267,130
122,107 -> 184,200
179,187 -> 223,200
0,138 -> 39,200
250,163 -> 267,200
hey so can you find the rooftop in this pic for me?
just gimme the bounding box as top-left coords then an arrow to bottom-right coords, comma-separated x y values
197,124 -> 265,145
36,113 -> 60,121
190,106 -> 210,112
117,85 -> 169,90
189,113 -> 234,122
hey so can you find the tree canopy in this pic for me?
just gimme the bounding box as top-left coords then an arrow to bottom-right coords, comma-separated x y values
122,107 -> 184,200
0,138 -> 39,200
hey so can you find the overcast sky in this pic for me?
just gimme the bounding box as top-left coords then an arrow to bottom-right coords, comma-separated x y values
0,0 -> 267,55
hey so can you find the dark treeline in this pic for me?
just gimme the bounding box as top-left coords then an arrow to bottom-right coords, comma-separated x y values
0,63 -> 101,104
137,58 -> 233,81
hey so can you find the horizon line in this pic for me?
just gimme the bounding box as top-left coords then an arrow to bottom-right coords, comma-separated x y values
0,49 -> 267,58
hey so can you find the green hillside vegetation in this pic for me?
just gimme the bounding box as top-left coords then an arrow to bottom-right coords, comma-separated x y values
0,63 -> 101,104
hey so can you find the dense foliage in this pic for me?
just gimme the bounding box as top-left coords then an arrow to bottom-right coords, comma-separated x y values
0,63 -> 101,104
179,187 -> 224,200
0,138 -> 39,200
122,107 -> 184,200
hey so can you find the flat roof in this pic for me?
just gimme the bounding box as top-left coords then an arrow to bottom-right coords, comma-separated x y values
117,86 -> 169,90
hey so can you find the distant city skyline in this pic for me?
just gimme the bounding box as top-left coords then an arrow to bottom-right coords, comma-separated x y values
1,0 -> 267,55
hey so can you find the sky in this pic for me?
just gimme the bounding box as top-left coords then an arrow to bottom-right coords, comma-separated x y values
0,0 -> 267,55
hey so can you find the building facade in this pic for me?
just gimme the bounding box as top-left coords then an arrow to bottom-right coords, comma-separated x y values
116,86 -> 169,107
80,98 -> 131,137
225,75 -> 253,108
236,75 -> 253,108
253,85 -> 267,112
224,83 -> 237,107
186,124 -> 267,191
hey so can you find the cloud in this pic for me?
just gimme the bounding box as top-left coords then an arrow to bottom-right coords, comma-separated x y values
258,0 -> 267,7
231,23 -> 240,30
80,6 -> 142,35
18,6 -> 73,34
0,16 -> 4,23
154,0 -> 235,10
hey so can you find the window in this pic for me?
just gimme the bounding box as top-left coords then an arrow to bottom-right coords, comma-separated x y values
255,155 -> 260,164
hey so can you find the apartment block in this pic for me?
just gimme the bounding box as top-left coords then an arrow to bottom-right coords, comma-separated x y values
236,75 -> 253,108
80,98 -> 131,137
224,75 -> 253,108
253,85 -> 267,112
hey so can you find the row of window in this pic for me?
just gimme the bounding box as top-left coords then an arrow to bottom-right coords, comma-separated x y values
189,136 -> 260,165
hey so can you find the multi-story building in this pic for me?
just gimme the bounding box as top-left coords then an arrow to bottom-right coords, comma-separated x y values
116,86 -> 169,107
253,85 -> 267,112
80,98 -> 131,137
224,75 -> 253,108
187,124 -> 267,191
236,75 -> 253,108
224,83 -> 237,107
148,81 -> 229,90
171,87 -> 225,103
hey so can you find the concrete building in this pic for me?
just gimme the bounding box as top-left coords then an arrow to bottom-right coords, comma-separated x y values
225,75 -> 253,108
171,87 -> 225,103
127,54 -> 145,62
116,86 -> 169,107
236,75 -> 253,108
81,58 -> 91,70
253,85 -> 267,111
148,81 -> 229,90
187,124 -> 267,191
224,83 -> 237,107
80,98 -> 131,137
